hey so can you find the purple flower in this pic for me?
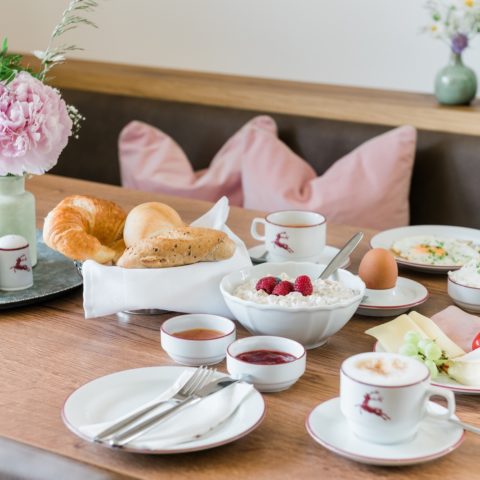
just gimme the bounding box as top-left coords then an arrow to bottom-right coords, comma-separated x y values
451,33 -> 469,54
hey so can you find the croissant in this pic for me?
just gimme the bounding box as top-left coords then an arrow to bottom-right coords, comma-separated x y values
43,195 -> 127,264
116,226 -> 236,268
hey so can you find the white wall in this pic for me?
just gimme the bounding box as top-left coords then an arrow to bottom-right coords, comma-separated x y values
3,0 -> 479,94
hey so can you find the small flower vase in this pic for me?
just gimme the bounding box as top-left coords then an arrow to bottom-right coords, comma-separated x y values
0,176 -> 37,266
435,52 -> 477,106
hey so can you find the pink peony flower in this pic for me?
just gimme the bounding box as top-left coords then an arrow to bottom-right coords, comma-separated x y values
0,71 -> 72,176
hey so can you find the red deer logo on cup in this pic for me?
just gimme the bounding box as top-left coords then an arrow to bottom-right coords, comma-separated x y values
357,390 -> 391,421
272,232 -> 294,254
11,254 -> 31,273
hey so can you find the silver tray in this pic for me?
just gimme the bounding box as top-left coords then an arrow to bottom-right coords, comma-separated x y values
0,230 -> 82,309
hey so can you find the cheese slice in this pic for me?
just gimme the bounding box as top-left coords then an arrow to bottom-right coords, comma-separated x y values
365,314 -> 428,353
447,349 -> 480,386
408,311 -> 466,359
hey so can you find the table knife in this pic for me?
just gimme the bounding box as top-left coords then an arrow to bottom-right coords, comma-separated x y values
108,376 -> 240,448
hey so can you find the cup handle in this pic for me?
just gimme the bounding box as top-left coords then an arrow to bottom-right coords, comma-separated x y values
251,218 -> 266,242
425,385 -> 456,421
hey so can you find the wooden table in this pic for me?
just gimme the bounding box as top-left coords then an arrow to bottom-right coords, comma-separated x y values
0,174 -> 478,480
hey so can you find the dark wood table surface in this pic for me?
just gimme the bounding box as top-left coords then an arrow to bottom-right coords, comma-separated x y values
0,174 -> 478,480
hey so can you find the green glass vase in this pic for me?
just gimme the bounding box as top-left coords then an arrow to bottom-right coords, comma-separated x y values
0,176 -> 37,266
435,52 -> 477,105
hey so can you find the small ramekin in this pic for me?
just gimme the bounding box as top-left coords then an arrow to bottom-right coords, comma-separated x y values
226,335 -> 306,392
161,314 -> 236,366
448,277 -> 480,312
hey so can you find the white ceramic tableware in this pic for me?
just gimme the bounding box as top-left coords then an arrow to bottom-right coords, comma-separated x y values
0,234 -> 33,291
370,225 -> 480,274
161,314 -> 236,366
250,210 -> 326,262
340,352 -> 456,445
356,277 -> 429,317
62,366 -> 265,454
306,398 -> 464,466
448,277 -> 480,313
226,335 -> 306,392
220,262 -> 365,349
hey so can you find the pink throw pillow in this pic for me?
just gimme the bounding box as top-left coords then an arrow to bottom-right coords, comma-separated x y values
119,116 -> 276,206
241,121 -> 416,229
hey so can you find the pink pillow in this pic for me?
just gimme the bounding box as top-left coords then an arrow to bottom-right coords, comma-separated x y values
119,116 -> 276,206
241,121 -> 416,229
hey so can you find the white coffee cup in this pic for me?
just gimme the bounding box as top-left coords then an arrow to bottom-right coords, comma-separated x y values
250,210 -> 326,262
0,234 -> 33,291
340,352 -> 455,445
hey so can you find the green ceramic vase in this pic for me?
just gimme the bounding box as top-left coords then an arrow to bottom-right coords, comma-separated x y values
0,176 -> 37,266
435,52 -> 477,105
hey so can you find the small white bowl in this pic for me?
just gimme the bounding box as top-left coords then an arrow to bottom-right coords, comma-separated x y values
226,335 -> 306,392
448,277 -> 480,312
160,314 -> 236,366
220,262 -> 365,349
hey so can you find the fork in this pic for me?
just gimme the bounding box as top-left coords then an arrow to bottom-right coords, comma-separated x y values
94,366 -> 215,442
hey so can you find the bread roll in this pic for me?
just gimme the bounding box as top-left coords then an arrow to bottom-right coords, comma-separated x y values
116,226 -> 236,268
123,202 -> 184,247
43,195 -> 126,264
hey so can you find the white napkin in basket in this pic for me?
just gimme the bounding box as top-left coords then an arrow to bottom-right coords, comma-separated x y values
80,380 -> 254,450
82,197 -> 251,318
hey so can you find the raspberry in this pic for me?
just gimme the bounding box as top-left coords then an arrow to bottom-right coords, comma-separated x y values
255,276 -> 279,294
294,275 -> 313,296
272,280 -> 294,296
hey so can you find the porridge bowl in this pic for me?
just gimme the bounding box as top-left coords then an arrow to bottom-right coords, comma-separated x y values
220,262 -> 365,349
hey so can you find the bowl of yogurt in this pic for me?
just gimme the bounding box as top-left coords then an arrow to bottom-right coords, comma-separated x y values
220,262 -> 365,349
448,260 -> 480,312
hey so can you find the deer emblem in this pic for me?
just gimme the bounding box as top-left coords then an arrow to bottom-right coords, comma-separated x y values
272,232 -> 294,253
10,254 -> 31,273
356,390 -> 391,421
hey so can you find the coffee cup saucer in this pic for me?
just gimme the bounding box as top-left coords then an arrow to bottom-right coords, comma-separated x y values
305,397 -> 464,466
248,244 -> 350,269
356,277 -> 429,317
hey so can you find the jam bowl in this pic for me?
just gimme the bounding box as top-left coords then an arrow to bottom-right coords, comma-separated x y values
226,335 -> 306,392
160,314 -> 236,366
220,262 -> 365,349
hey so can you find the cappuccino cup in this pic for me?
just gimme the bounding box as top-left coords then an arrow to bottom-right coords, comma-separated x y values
340,352 -> 455,445
250,210 -> 326,262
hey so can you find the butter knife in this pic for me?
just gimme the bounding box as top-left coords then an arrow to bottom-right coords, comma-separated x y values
108,376 -> 240,447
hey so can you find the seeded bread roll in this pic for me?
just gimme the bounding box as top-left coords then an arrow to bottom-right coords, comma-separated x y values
123,202 -> 184,247
116,226 -> 236,268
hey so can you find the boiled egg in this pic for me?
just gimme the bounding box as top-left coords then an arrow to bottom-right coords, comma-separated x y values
358,248 -> 398,290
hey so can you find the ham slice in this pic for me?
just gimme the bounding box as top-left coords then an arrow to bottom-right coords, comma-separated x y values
431,306 -> 480,352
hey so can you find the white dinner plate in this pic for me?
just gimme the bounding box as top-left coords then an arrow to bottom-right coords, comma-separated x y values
370,225 -> 480,273
357,277 -> 429,317
62,366 -> 266,454
248,244 -> 350,269
306,397 -> 464,466
374,342 -> 480,395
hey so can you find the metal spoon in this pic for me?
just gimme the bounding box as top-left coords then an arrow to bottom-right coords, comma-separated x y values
250,249 -> 269,264
449,417 -> 480,435
319,232 -> 364,279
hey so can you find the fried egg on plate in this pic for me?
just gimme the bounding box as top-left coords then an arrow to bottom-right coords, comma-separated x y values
391,236 -> 480,266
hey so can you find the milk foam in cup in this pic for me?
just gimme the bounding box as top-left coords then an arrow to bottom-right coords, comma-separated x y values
250,210 -> 326,262
0,234 -> 33,291
340,352 -> 456,445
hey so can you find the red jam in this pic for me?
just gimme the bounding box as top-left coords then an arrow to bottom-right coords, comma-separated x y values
172,328 -> 224,340
235,349 -> 297,365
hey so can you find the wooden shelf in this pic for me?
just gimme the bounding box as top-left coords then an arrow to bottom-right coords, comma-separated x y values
22,54 -> 480,136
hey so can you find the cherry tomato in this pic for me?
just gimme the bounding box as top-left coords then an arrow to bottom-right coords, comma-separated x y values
472,332 -> 480,351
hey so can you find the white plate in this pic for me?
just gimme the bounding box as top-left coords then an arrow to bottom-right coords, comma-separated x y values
375,343 -> 480,394
62,366 -> 265,454
370,225 -> 480,273
248,244 -> 350,269
306,397 -> 464,466
357,277 -> 429,317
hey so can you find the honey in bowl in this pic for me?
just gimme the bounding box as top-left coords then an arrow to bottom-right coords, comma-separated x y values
171,328 -> 224,340
358,248 -> 398,290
